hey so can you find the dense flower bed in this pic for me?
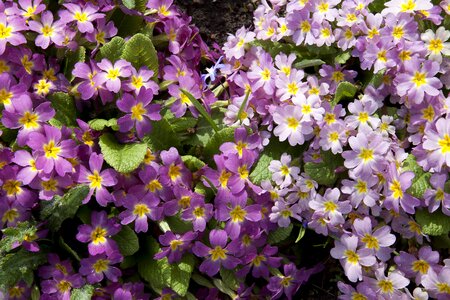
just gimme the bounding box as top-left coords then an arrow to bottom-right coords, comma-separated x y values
1,0 -> 450,299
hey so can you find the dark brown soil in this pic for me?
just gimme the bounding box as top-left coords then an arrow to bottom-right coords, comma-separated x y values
174,0 -> 256,45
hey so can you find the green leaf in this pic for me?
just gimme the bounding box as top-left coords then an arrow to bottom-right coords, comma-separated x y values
203,127 -> 235,159
170,254 -> 195,296
97,36 -> 125,62
295,226 -> 306,243
334,51 -> 351,64
138,237 -> 171,293
250,140 -> 298,185
121,33 -> 158,77
70,285 -> 95,300
368,0 -> 388,12
332,81 -> 358,106
237,89 -> 251,123
212,279 -> 237,299
99,133 -> 147,173
181,89 -> 219,132
143,118 -> 180,151
0,221 -> 37,254
89,118 -> 119,131
267,223 -> 293,244
122,0 -> 135,9
112,225 -> 139,256
191,273 -> 214,288
31,286 -> 40,300
304,151 -> 344,186
48,92 -> 77,127
0,249 -> 47,290
64,46 -> 86,82
181,155 -> 205,171
415,210 -> 450,236
220,268 -> 239,290
40,185 -> 90,231
402,155 -> 432,198
110,9 -> 145,38
293,59 -> 325,69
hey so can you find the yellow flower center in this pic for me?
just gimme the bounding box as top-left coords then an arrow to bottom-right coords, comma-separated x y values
300,20 -> 311,32
95,31 -> 105,44
168,164 -> 181,181
411,72 -> 426,87
91,226 -> 107,245
74,12 -> 88,22
219,170 -> 232,188
344,249 -> 359,264
158,5 -> 171,16
43,140 -> 60,159
352,292 -> 368,300
82,131 -> 94,147
261,68 -> 271,81
193,207 -> 205,218
358,112 -> 369,123
286,117 -> 299,130
329,131 -> 339,142
400,0 -> 416,12
281,209 -> 292,218
146,179 -> 162,192
408,221 -> 422,234
87,171 -> 102,189
93,259 -> 109,273
412,259 -> 429,274
280,165 -> 290,176
331,71 -> 344,82
318,1 -> 329,12
131,76 -> 144,89
42,25 -> 53,37
321,28 -> 331,38
106,68 -> 120,80
287,82 -> 299,95
323,200 -> 337,212
421,105 -> 435,122
34,79 -> 52,96
235,141 -> 247,157
359,148 -> 374,162
368,28 -> 379,39
19,111 -> 39,129
57,280 -> 72,293
399,50 -> 411,61
131,103 -> 147,121
23,6 -> 37,18
21,55 -> 34,74
3,180 -> 22,196
0,24 -> 12,39
209,246 -> 228,261
238,165 -> 249,179
252,254 -> 266,266
230,205 -> 247,222
178,196 -> 191,209
436,188 -> 445,201
347,13 -> 357,22
302,104 -> 312,115
133,203 -> 150,218
436,283 -> 450,294
237,38 -> 245,48
42,178 -> 58,191
2,208 -> 19,223
390,180 -> 403,199
0,59 -> 10,73
280,276 -> 293,287
345,29 -> 354,39
377,50 -> 387,62
428,38 -> 443,53
169,239 -> 183,251
324,113 -> 335,125
392,26 -> 404,39
438,134 -> 450,153
378,279 -> 394,294
0,88 -> 12,105
355,180 -> 367,194
180,93 -> 191,105
361,234 -> 379,250
8,286 -> 25,297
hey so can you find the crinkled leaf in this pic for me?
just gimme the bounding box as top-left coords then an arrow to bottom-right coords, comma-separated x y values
182,155 -> 205,171
122,0 -> 135,9
191,273 -> 214,288
203,127 -> 236,159
402,154 -> 432,198
220,268 -> 239,290
89,118 -> 119,131
97,36 -> 125,62
415,210 -> 450,236
122,33 -> 158,77
213,279 -> 237,299
170,254 -> 195,296
332,81 -> 358,106
110,9 -> 145,37
112,225 -> 139,256
49,92 -> 77,127
143,118 -> 180,151
267,223 -> 293,244
0,249 -> 47,290
99,133 -> 147,173
334,51 -> 351,64
0,221 -> 37,254
138,237 -> 171,293
70,285 -> 95,300
368,0 -> 388,13
304,151 -> 344,187
40,185 -> 90,231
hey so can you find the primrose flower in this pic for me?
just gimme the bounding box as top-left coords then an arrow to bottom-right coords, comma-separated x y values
72,60 -> 103,100
267,263 -> 317,300
269,153 -> 300,187
384,164 -> 420,214
85,19 -> 118,46
319,121 -> 347,154
424,173 -> 450,215
275,69 -> 307,101
181,197 -> 214,232
0,14 -> 27,55
59,3 -> 104,33
76,211 -> 121,255
273,105 -> 313,146
223,26 -> 256,59
395,60 -> 442,105
220,127 -> 260,161
5,0 -> 46,19
123,67 -> 159,95
26,125 -> 76,177
76,153 -> 117,206
95,59 -> 132,93
269,200 -> 302,227
382,0 -> 433,15
117,88 -> 162,139
421,266 -> 450,299
237,244 -> 282,278
154,231 -> 197,263
28,11 -> 64,49
79,251 -> 123,284
118,192 -> 162,233
421,27 -> 450,63
330,234 -> 376,282
341,175 -> 380,208
366,267 -> 410,299
394,246 -> 440,284
168,77 -> 202,118
247,52 -> 276,94
309,188 -> 351,226
147,0 -> 176,18
41,272 -> 84,300
423,117 -> 450,171
192,229 -> 240,276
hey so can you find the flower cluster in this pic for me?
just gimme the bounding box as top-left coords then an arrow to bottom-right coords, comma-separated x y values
1,0 -> 450,299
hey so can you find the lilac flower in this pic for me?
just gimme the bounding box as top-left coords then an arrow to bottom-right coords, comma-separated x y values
181,197 -> 214,232
365,267 -> 410,298
247,52 -> 276,94
337,281 -> 377,300
5,0 -> 46,19
273,105 -> 313,146
0,198 -> 29,228
39,254 -> 74,279
394,246 -> 440,284
421,266 -> 450,299
118,192 -> 162,233
26,125 -> 76,176
159,147 -> 191,187
313,0 -> 340,22
168,77 -> 202,118
223,26 -> 256,59
154,231 -> 197,263
384,164 -> 420,214
237,245 -> 282,278
79,251 -> 122,284
0,14 -> 27,55
319,121 -> 347,154
72,60 -> 104,101
147,0 -> 176,18
220,127 -> 260,161
201,56 -> 225,85
423,117 -> 450,171
345,99 -> 380,131
330,234 -> 376,282
424,173 -> 450,215
117,89 -> 161,139
0,166 -> 36,208
192,229 -> 240,276
341,175 -> 380,208
267,263 -> 317,300
268,153 -> 300,187
382,0 -> 433,15
309,188 -> 351,226
76,211 -> 121,255
29,173 -> 72,201
0,73 -> 27,108
421,27 -> 450,62
275,69 -> 307,101
395,60 -> 442,105
123,67 -> 159,95
85,19 -> 117,46
28,11 -> 64,49
269,200 -> 302,227
59,3 -> 104,33
95,59 -> 132,93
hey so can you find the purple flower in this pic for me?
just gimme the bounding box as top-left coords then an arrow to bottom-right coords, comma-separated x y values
424,173 -> 450,215
237,245 -> 282,278
118,192 -> 162,233
154,231 -> 197,263
26,125 -> 76,176
181,197 -> 214,232
95,59 -> 132,93
353,217 -> 395,261
28,11 -> 64,49
394,246 -> 440,284
309,188 -> 351,226
192,229 -> 240,276
421,266 -> 450,299
117,88 -> 162,139
220,127 -> 260,161
267,263 -> 316,300
85,19 -> 117,45
384,164 -> 420,214
76,211 -> 121,255
79,251 -> 123,284
247,52 -> 276,95
0,14 -> 27,55
269,153 -> 300,187
159,147 -> 191,187
59,3 -> 104,33
269,200 -> 302,227
423,117 -> 450,171
273,105 -> 313,146
365,266 -> 410,298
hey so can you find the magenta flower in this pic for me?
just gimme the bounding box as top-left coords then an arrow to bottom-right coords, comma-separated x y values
192,229 -> 240,276
219,127 -> 260,161
118,192 -> 162,233
76,211 -> 121,255
72,60 -> 104,100
85,19 -> 117,46
76,153 -> 117,206
79,251 -> 123,284
41,271 -> 84,300
59,3 -> 104,33
237,244 -> 282,278
95,59 -> 132,93
154,231 -> 197,263
28,11 -> 65,49
123,67 -> 159,95
117,88 -> 161,139
168,77 -> 202,118
247,52 -> 276,94
0,14 -> 27,55
181,197 -> 214,232
384,164 -> 420,214
5,0 -> 46,20
0,165 -> 36,208
26,125 -> 76,177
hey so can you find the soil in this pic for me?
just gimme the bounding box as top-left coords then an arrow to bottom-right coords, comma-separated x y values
174,0 -> 256,45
